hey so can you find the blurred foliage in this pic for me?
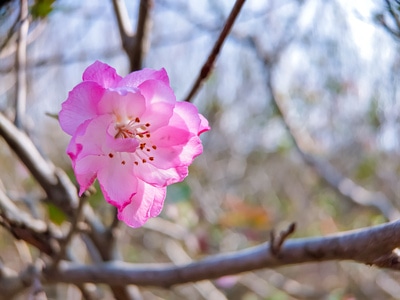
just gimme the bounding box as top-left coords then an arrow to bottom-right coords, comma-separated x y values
30,0 -> 55,19
46,202 -> 66,225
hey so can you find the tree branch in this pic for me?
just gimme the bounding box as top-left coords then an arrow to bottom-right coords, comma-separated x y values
0,112 -> 78,215
184,0 -> 247,102
130,0 -> 152,71
112,0 -> 153,72
42,220 -> 400,287
14,0 -> 29,129
0,186 -> 59,256
0,112 -> 131,298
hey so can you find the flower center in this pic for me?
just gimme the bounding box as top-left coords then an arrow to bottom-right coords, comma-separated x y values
114,117 -> 150,139
113,117 -> 156,165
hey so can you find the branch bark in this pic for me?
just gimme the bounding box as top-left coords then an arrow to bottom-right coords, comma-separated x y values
14,0 -> 29,129
40,220 -> 400,287
184,0 -> 247,102
112,0 -> 153,72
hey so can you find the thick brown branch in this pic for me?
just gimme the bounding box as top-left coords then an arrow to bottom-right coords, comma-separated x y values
130,0 -> 153,71
112,0 -> 153,72
43,220 -> 400,287
184,0 -> 247,102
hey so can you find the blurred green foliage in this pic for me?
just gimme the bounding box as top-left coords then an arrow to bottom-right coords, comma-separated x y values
30,0 -> 55,19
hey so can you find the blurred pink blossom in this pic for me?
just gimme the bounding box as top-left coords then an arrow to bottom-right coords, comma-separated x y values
59,61 -> 209,227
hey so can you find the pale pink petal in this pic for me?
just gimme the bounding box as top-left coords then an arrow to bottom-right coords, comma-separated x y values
173,101 -> 210,135
97,89 -> 146,119
198,114 -> 210,134
138,80 -> 176,130
140,125 -> 190,169
82,61 -> 122,88
117,181 -> 166,227
175,136 -> 204,165
117,68 -> 169,88
134,160 -> 185,187
73,115 -> 114,158
59,82 -> 104,135
73,155 -> 103,195
96,153 -> 138,209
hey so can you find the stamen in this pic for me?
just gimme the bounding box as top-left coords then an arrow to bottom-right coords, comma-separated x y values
109,153 -> 114,158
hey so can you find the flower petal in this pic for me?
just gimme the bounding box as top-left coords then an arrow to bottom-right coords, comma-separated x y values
73,155 -> 103,196
173,101 -> 210,135
59,82 -> 105,135
73,115 -> 114,158
117,181 -> 166,228
117,68 -> 169,88
97,89 -> 146,120
82,60 -> 122,88
97,153 -> 138,209
138,80 -> 176,130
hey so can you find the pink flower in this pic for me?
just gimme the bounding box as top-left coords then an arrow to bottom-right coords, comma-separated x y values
59,61 -> 209,227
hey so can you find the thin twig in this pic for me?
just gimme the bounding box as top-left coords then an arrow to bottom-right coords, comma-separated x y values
385,0 -> 400,32
269,222 -> 296,256
50,198 -> 87,271
184,0 -> 247,102
14,0 -> 29,129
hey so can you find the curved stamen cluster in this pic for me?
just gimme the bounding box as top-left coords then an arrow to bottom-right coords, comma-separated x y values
114,117 -> 156,165
114,117 -> 149,139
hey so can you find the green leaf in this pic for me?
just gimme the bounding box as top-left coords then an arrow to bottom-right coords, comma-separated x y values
47,202 -> 67,225
30,0 -> 55,19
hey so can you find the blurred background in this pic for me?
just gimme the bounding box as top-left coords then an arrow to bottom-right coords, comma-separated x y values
1,0 -> 400,299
